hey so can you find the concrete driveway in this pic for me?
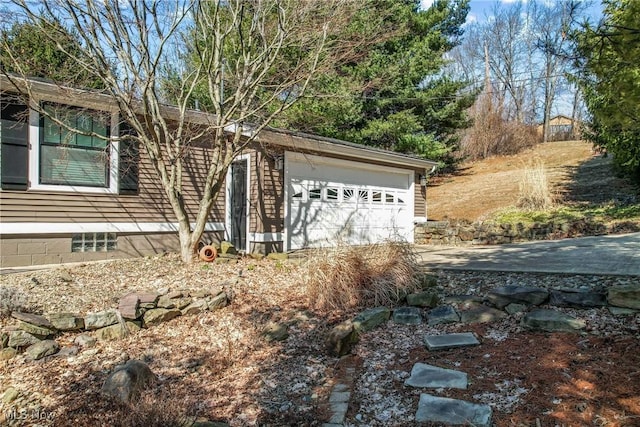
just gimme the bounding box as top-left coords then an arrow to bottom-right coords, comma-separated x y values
415,232 -> 640,276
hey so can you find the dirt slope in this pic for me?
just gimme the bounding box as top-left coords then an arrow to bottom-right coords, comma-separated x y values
427,140 -> 637,221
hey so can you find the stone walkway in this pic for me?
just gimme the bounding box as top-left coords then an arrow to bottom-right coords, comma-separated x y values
321,280 -> 639,425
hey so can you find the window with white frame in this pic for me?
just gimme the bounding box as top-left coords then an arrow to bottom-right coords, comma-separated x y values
40,104 -> 110,187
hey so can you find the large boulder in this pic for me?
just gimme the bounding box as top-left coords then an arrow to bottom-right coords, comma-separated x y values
608,283 -> 640,309
352,307 -> 390,333
522,309 -> 586,332
25,340 -> 59,360
85,310 -> 120,330
326,320 -> 358,357
102,360 -> 157,402
487,286 -> 549,309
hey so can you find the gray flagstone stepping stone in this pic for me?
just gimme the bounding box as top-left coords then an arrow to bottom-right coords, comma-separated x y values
405,363 -> 468,389
415,393 -> 492,426
424,332 -> 480,351
392,307 -> 422,325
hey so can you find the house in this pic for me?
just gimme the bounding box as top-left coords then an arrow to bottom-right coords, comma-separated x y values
0,77 -> 437,268
538,114 -> 582,141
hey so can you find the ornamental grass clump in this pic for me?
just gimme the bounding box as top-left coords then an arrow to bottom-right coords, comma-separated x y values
518,158 -> 554,211
305,241 -> 421,311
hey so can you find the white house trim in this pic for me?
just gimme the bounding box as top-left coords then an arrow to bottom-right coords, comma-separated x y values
249,232 -> 283,243
0,222 -> 225,235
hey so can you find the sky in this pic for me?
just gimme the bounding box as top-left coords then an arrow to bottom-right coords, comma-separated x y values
420,0 -> 604,25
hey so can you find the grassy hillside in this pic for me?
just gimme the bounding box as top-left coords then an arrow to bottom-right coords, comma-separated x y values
427,140 -> 640,229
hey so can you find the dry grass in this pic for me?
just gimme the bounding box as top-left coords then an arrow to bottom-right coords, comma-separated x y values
107,389 -> 190,427
517,158 -> 554,210
305,241 -> 421,311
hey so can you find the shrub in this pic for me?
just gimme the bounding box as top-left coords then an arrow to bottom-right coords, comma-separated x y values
305,241 -> 421,311
517,158 -> 554,210
0,285 -> 27,318
459,94 -> 541,161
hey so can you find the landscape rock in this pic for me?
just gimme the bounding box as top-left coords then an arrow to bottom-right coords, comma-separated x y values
0,347 -> 18,361
84,309 -> 120,330
166,290 -> 184,299
406,291 -> 440,308
417,274 -> 439,289
102,359 -> 157,403
392,307 -> 423,325
549,288 -> 607,308
11,312 -> 54,328
266,252 -> 288,261
2,387 -> 19,404
1,331 -> 9,348
425,332 -> 480,351
458,303 -> 507,324
522,309 -> 586,332
25,340 -> 59,360
137,292 -> 159,305
504,303 -> 528,314
17,320 -> 56,338
58,270 -> 73,282
74,334 -> 97,348
8,330 -> 40,348
352,307 -> 391,333
415,393 -> 492,426
142,308 -> 181,327
326,320 -> 358,357
174,297 -> 194,310
262,322 -> 289,342
220,241 -> 237,255
157,295 -> 177,309
118,293 -> 141,319
95,322 -> 141,340
181,299 -> 208,316
608,306 -> 638,316
427,306 -> 460,326
190,289 -> 211,299
487,286 -> 549,309
607,283 -> 640,309
405,363 -> 468,389
207,292 -> 228,310
48,312 -> 85,331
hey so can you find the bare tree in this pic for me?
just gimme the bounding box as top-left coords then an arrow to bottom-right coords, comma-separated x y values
2,0 -> 358,262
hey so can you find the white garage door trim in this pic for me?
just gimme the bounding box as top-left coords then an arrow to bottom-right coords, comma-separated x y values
284,151 -> 415,251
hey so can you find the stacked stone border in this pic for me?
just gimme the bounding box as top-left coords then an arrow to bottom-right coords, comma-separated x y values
415,219 -> 640,246
0,287 -> 230,362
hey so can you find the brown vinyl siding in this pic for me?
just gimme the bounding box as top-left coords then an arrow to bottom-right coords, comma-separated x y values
414,171 -> 426,218
0,143 -> 225,225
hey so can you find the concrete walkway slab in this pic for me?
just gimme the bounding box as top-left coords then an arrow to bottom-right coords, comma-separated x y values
415,393 -> 492,426
405,363 -> 468,389
424,332 -> 480,350
415,232 -> 640,276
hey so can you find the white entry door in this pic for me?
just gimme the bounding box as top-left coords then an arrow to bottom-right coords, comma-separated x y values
285,152 -> 414,250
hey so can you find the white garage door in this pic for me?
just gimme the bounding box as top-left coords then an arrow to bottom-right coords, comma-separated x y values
285,152 -> 414,250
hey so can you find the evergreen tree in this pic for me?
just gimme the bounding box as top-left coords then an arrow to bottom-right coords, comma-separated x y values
1,18 -> 103,89
273,0 -> 476,166
572,0 -> 640,181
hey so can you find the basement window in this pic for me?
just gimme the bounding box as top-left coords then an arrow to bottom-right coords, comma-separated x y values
72,233 -> 117,252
